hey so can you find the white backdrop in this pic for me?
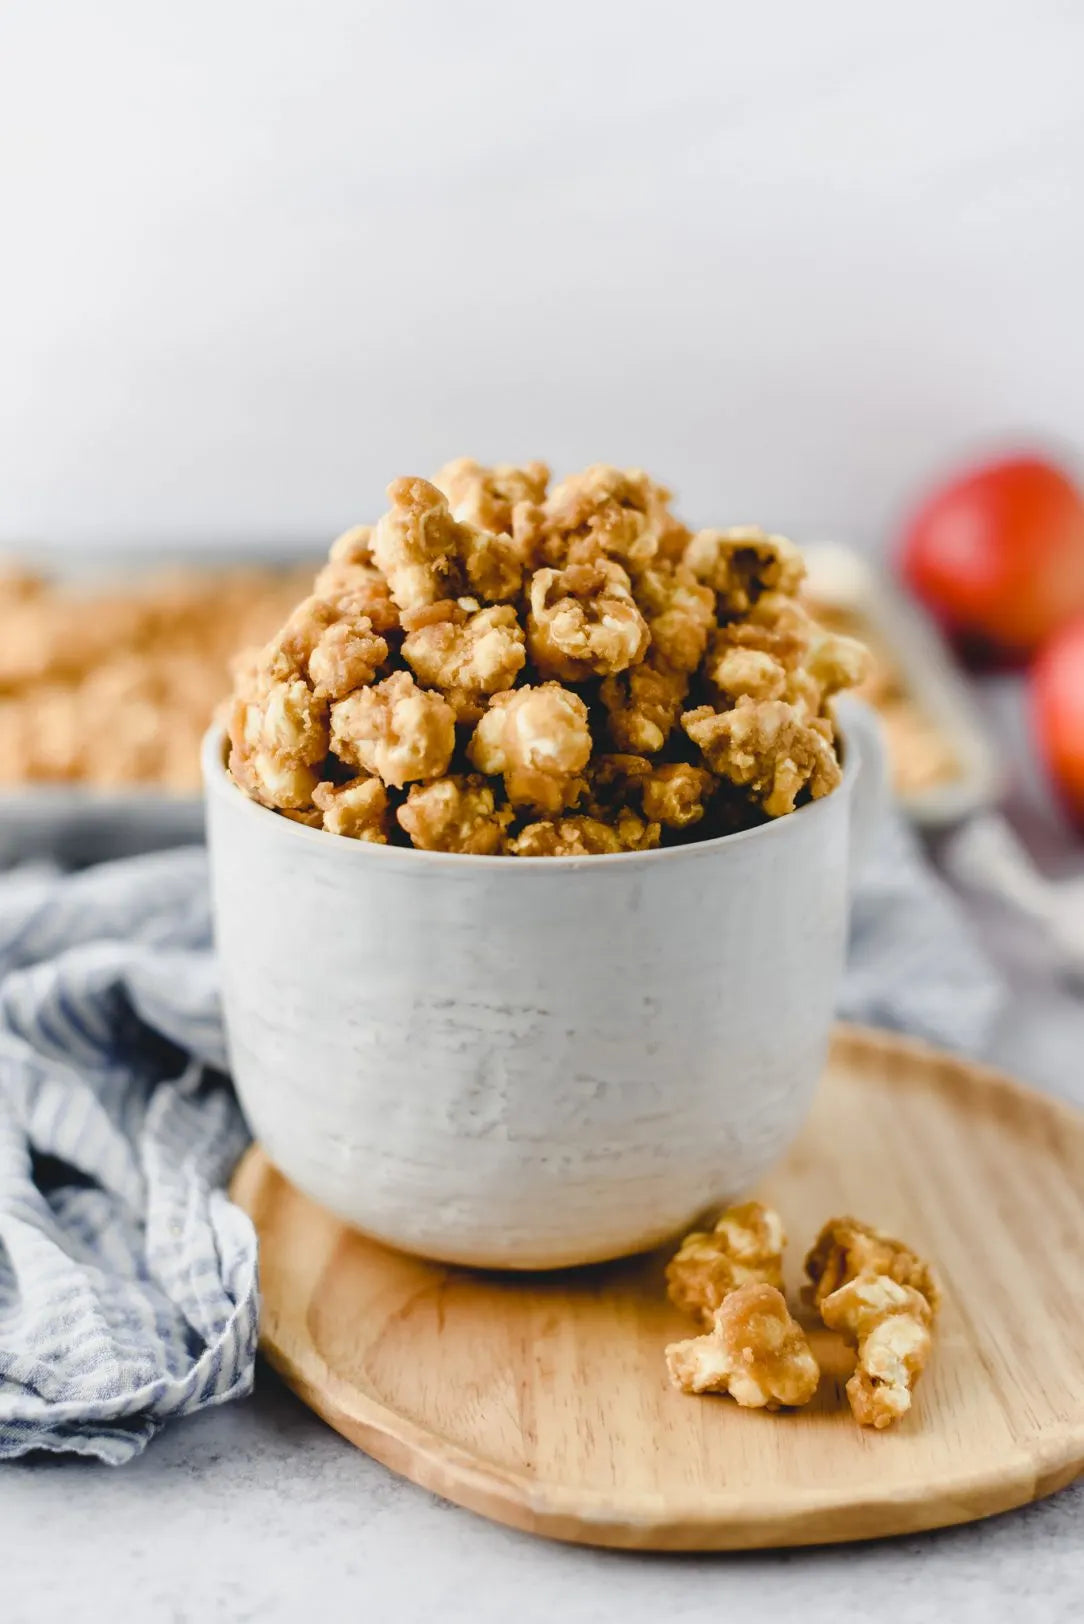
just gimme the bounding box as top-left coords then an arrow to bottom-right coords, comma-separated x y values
1,1 -> 1082,554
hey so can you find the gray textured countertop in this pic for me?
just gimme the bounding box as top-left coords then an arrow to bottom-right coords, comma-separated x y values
4,1365 -> 1082,1624
3,684 -> 1082,1624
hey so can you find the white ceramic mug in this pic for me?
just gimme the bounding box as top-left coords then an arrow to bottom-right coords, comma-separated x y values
204,699 -> 885,1269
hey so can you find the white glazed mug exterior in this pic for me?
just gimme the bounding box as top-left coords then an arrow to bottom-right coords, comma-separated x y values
204,703 -> 884,1268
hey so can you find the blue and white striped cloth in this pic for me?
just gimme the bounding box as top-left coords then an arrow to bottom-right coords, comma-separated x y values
0,850 -> 256,1463
0,815 -> 998,1464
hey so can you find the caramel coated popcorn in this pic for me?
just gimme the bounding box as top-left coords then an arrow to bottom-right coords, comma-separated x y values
372,476 -> 523,612
397,774 -> 513,854
820,1273 -> 934,1428
434,458 -> 549,536
402,600 -> 525,721
666,1201 -> 786,1328
311,775 -> 390,842
526,561 -> 648,681
805,1216 -> 941,1314
807,1215 -> 939,1428
685,526 -> 805,613
0,564 -> 312,792
802,592 -> 962,797
227,672 -> 329,811
224,462 -> 869,849
665,1282 -> 820,1409
468,683 -> 592,813
663,1205 -> 940,1432
330,671 -> 456,789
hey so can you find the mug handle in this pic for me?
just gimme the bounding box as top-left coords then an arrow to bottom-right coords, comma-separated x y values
834,695 -> 889,876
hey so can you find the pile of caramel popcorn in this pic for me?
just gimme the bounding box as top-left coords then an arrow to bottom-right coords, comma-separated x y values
664,1204 -> 939,1427
227,461 -> 870,852
0,563 -> 312,792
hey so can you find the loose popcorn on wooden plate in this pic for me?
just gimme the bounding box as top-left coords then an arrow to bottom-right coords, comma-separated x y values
666,1201 -> 786,1328
806,1215 -> 940,1427
665,1282 -> 821,1410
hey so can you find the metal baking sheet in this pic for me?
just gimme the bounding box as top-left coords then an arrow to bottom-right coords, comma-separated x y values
804,543 -> 1003,828
0,544 -> 317,866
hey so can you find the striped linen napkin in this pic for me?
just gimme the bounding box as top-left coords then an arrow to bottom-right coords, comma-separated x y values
0,816 -> 999,1463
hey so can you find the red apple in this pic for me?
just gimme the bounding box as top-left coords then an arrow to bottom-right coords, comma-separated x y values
1031,617 -> 1084,827
899,455 -> 1084,659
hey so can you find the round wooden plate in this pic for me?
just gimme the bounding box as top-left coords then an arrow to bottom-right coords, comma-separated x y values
230,1025 -> 1084,1550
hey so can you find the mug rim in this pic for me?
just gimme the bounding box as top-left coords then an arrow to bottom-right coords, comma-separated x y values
202,716 -> 859,872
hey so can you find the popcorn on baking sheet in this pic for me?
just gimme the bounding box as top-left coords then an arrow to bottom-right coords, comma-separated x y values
666,1200 -> 786,1327
665,1282 -> 820,1409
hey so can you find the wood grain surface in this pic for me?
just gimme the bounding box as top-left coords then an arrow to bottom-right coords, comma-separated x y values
230,1024 -> 1084,1550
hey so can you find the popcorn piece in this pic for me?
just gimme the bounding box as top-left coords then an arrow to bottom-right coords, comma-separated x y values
706,597 -> 813,675
588,751 -> 654,802
402,600 -> 525,720
371,477 -> 523,612
805,1215 -> 941,1314
705,600 -> 868,723
640,762 -> 715,830
527,561 -> 649,682
599,653 -> 689,754
328,523 -> 374,566
227,674 -> 329,811
468,683 -> 591,813
682,696 -> 841,817
313,562 -> 401,634
580,755 -> 663,849
398,773 -> 514,854
705,645 -> 789,705
805,627 -> 873,698
307,617 -> 389,700
509,815 -> 624,857
665,1283 -> 820,1409
666,1201 -> 786,1327
253,594 -> 390,701
312,775 -> 390,842
820,1272 -> 934,1429
685,526 -> 806,613
538,465 -> 688,573
280,806 -> 324,828
633,562 -> 716,673
433,458 -> 549,534
330,671 -> 456,788
607,807 -> 661,851
258,595 -> 340,683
